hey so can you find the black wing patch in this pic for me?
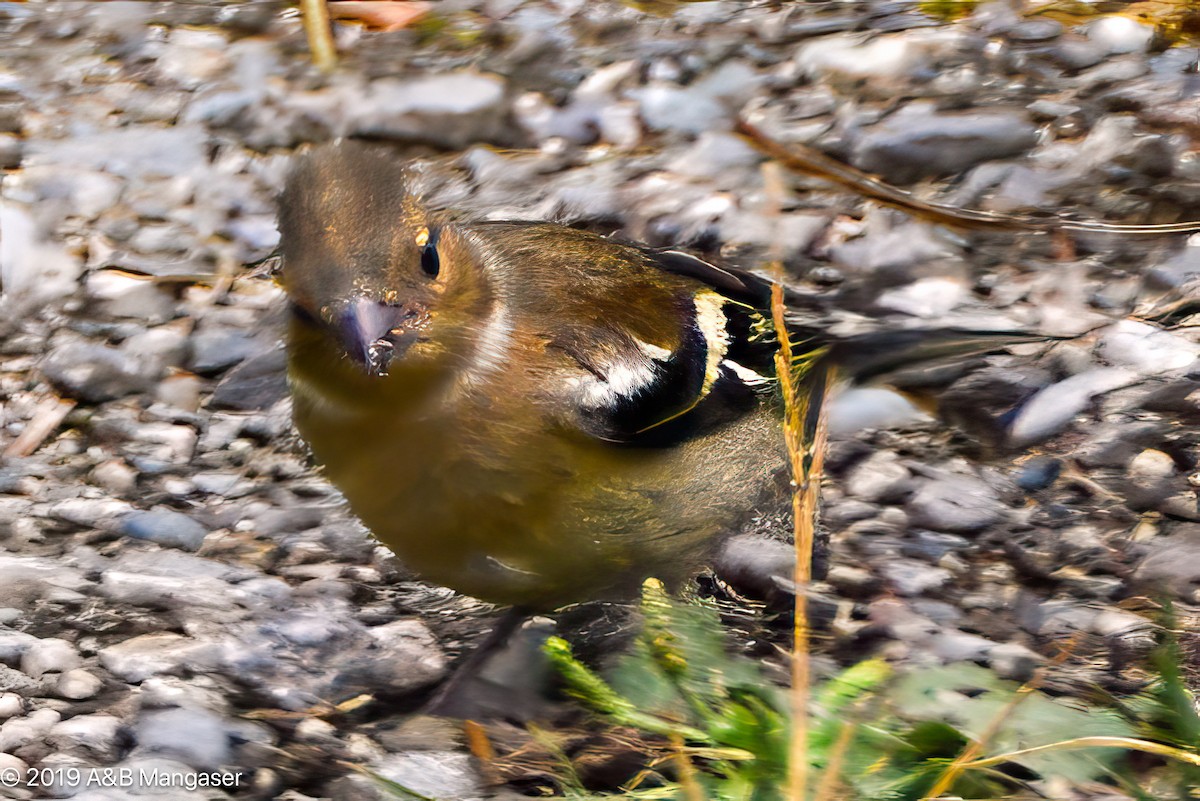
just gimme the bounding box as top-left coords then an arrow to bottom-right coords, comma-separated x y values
558,295 -> 780,447
641,248 -> 773,308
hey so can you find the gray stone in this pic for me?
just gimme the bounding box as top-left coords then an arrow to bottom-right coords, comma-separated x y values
208,349 -> 289,412
99,633 -> 219,683
879,559 -> 951,597
368,751 -> 482,801
20,638 -> 81,678
0,708 -> 60,752
54,669 -> 102,701
0,665 -> 40,695
844,451 -> 913,504
714,534 -> 794,599
135,707 -> 231,769
1008,369 -> 1138,446
0,694 -> 23,720
1097,320 -> 1199,376
119,509 -> 208,552
40,341 -> 153,402
1132,529 -> 1200,600
1086,15 -> 1155,55
25,124 -> 208,180
989,643 -> 1043,682
188,327 -> 261,375
906,474 -> 1002,533
852,103 -> 1038,183
351,72 -> 510,149
0,630 -> 38,665
46,713 -> 123,760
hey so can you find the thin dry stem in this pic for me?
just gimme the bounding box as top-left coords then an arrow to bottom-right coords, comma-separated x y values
921,639 -> 1076,800
812,712 -> 857,801
763,160 -> 818,801
737,119 -> 1200,236
961,735 -> 1200,770
300,0 -> 338,72
4,397 -> 76,458
670,733 -> 705,801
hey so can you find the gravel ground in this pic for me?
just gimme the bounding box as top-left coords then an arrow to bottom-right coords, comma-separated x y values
1,1 -> 1200,799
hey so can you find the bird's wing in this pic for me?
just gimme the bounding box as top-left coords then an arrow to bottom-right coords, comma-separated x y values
556,249 -> 789,446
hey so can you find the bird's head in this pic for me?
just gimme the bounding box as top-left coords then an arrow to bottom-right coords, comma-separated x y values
278,141 -> 488,379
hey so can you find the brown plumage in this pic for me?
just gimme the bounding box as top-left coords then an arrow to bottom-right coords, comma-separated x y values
278,140 -> 1041,611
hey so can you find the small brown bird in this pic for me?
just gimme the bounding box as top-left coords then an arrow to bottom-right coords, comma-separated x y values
278,140 -> 1033,616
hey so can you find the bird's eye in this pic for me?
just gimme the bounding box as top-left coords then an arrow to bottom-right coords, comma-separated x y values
417,226 -> 442,279
420,242 -> 440,278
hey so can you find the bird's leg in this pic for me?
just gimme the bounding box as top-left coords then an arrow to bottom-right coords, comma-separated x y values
422,606 -> 532,717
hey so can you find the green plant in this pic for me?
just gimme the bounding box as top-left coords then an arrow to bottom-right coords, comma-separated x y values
543,582 -> 1200,800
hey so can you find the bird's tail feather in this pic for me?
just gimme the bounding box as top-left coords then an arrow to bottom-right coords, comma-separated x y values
816,328 -> 1054,385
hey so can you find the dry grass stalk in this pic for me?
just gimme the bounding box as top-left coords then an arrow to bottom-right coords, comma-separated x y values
300,0 -> 338,72
762,160 -> 834,801
737,119 -> 1200,236
4,396 -> 76,458
921,638 -> 1079,800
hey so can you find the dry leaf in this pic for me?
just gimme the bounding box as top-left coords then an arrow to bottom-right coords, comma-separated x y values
328,1 -> 432,31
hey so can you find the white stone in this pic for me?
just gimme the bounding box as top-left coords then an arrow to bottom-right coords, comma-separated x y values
47,714 -> 122,757
0,708 -> 61,752
0,693 -> 23,720
55,669 -> 102,701
0,201 -> 83,303
828,387 -> 929,437
20,638 -> 82,678
135,707 -> 230,768
1098,320 -> 1200,376
99,633 -> 219,683
1008,368 -> 1138,446
1086,16 -> 1155,55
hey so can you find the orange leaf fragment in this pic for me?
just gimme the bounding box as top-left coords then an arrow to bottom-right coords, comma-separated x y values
328,1 -> 432,31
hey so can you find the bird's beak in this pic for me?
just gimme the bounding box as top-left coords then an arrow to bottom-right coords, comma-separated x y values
336,298 -> 427,376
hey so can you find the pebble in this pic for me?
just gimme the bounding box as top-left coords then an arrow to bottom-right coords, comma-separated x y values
796,31 -> 931,81
136,707 -> 231,768
119,508 -> 209,552
0,708 -> 61,752
188,326 -> 261,375
1085,16 -> 1155,55
39,341 -> 154,402
1132,528 -> 1200,600
0,694 -> 23,720
98,633 -> 219,683
714,534 -> 794,599
844,451 -> 913,504
827,388 -> 928,437
208,350 -> 289,412
906,474 -> 1003,533
91,459 -> 139,495
55,669 -> 103,701
1008,368 -> 1137,446
46,713 -> 123,760
988,643 -> 1043,682
1097,320 -> 1200,376
20,637 -> 82,678
1014,456 -> 1061,492
367,751 -> 482,801
634,60 -> 762,135
0,630 -> 39,664
0,665 -> 40,696
352,72 -> 509,149
851,103 -> 1038,183
879,559 -> 951,596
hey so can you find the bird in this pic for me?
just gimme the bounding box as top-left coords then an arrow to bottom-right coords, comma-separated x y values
277,140 -> 1043,695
